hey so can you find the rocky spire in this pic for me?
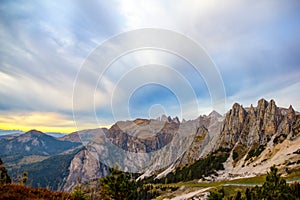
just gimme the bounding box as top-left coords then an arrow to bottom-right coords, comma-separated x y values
256,98 -> 269,129
288,105 -> 295,121
262,99 -> 283,138
218,103 -> 247,148
249,104 -> 256,115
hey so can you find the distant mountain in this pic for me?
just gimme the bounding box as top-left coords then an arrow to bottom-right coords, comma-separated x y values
0,129 -> 24,141
0,129 -> 23,141
0,129 -> 83,190
60,128 -> 107,143
45,132 -> 66,138
0,133 -> 22,140
0,130 -> 81,156
0,130 -> 66,139
0,129 -> 24,135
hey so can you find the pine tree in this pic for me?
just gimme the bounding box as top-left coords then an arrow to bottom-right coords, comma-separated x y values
245,188 -> 251,200
72,178 -> 86,200
234,191 -> 242,200
262,165 -> 290,199
0,158 -> 11,184
99,166 -> 137,200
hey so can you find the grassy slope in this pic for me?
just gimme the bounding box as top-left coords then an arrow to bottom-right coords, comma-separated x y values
153,168 -> 300,199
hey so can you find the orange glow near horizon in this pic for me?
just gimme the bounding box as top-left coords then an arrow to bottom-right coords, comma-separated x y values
0,112 -> 111,133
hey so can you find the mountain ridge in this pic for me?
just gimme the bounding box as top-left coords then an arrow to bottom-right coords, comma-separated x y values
0,98 -> 299,193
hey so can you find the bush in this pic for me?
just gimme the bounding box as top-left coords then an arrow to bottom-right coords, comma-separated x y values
232,151 -> 239,161
246,145 -> 266,161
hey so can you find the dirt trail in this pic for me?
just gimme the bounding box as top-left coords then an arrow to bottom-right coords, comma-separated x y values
170,187 -> 212,200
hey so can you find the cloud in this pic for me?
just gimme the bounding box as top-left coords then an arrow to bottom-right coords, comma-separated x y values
0,0 -> 299,131
117,0 -> 300,110
0,111 -> 77,133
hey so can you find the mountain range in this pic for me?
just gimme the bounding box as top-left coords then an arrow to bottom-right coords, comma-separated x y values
0,98 -> 299,192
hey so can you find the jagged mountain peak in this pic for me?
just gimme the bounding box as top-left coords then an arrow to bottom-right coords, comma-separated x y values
232,102 -> 242,108
208,110 -> 222,118
249,104 -> 256,114
257,98 -> 269,111
172,116 -> 180,124
288,105 -> 296,119
288,104 -> 295,111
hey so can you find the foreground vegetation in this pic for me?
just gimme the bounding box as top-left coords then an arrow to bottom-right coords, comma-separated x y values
0,184 -> 75,200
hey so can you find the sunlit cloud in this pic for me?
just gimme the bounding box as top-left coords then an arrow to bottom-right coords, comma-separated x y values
0,111 -> 75,133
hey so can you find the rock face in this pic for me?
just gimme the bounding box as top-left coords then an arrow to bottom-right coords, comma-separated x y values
62,149 -> 109,192
218,99 -> 297,149
105,118 -> 179,153
215,99 -> 300,174
175,125 -> 208,166
218,103 -> 247,149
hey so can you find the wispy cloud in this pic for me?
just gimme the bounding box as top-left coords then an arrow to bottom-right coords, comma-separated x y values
0,0 -> 299,132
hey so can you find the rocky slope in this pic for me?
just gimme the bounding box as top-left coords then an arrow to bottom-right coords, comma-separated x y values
62,148 -> 109,192
216,99 -> 300,179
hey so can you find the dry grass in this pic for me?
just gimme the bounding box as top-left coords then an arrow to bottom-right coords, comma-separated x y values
0,183 -> 74,200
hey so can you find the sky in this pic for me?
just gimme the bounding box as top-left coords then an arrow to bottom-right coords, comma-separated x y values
0,0 -> 300,133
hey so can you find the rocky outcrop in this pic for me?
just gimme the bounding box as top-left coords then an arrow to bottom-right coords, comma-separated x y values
217,98 -> 299,168
218,103 -> 247,149
62,149 -> 109,192
105,118 -> 179,153
176,125 -> 208,166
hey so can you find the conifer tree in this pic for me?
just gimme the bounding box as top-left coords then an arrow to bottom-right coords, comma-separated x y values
99,166 -> 137,200
0,158 -> 11,184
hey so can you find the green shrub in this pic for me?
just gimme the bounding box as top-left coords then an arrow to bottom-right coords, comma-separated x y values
232,151 -> 239,161
246,145 -> 266,161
